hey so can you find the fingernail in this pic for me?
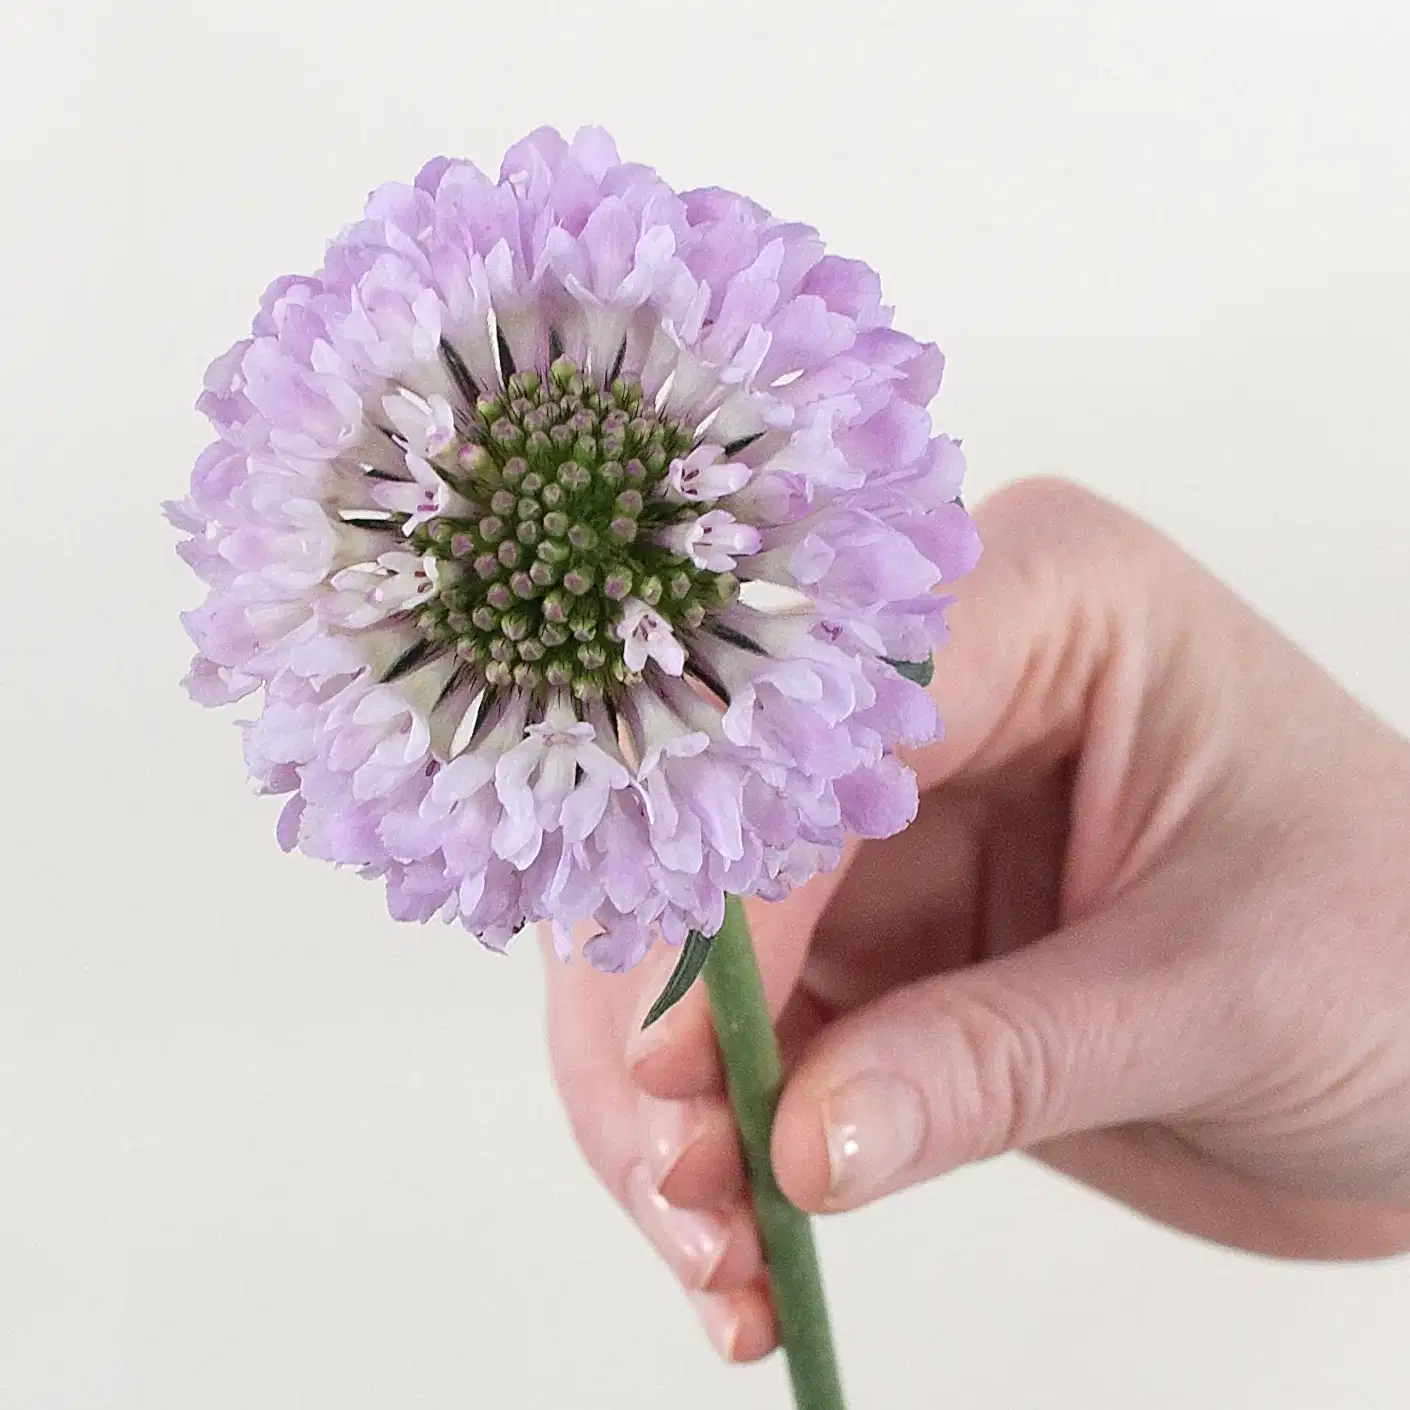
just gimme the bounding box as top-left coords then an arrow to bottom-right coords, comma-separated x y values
625,1025 -> 664,1071
626,1163 -> 728,1289
643,1100 -> 694,1189
625,991 -> 672,1069
692,1292 -> 741,1362
823,1072 -> 926,1206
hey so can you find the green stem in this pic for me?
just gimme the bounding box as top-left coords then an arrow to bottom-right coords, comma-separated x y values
703,895 -> 847,1410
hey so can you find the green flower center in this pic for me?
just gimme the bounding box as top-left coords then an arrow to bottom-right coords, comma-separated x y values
408,357 -> 736,698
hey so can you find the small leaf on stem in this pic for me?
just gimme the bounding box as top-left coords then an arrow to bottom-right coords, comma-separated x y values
641,929 -> 713,1029
883,654 -> 934,687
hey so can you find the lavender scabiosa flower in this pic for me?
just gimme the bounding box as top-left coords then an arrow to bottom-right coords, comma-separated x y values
168,127 -> 980,972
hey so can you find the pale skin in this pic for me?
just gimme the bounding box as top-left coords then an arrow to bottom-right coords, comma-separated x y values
544,478 -> 1410,1363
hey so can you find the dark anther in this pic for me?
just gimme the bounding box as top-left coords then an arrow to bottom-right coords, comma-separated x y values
496,325 -> 517,380
608,337 -> 628,385
382,639 -> 439,683
434,663 -> 473,707
341,510 -> 407,529
439,339 -> 480,403
708,622 -> 765,655
722,432 -> 764,458
685,662 -> 731,708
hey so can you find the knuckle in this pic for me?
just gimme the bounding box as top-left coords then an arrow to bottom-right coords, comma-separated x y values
979,476 -> 1164,584
980,475 -> 1113,525
918,986 -> 1067,1161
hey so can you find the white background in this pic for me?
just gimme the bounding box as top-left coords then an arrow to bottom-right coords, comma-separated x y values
2,0 -> 1408,1405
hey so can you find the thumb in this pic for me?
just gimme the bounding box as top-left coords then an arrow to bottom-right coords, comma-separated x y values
772,884 -> 1216,1212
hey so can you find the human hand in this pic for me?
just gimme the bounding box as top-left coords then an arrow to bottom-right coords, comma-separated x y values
544,479 -> 1410,1362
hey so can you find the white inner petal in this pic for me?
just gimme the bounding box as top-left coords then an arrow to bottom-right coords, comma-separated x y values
447,687 -> 488,759
739,579 -> 809,613
653,367 -> 677,414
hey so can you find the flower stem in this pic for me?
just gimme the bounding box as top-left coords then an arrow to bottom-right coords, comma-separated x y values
703,895 -> 847,1409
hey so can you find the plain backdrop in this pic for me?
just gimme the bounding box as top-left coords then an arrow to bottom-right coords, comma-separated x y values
2,0 -> 1408,1405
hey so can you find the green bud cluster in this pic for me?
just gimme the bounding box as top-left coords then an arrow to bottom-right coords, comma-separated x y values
408,358 -> 737,697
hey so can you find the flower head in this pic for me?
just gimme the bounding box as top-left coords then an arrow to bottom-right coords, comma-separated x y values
169,127 -> 980,968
